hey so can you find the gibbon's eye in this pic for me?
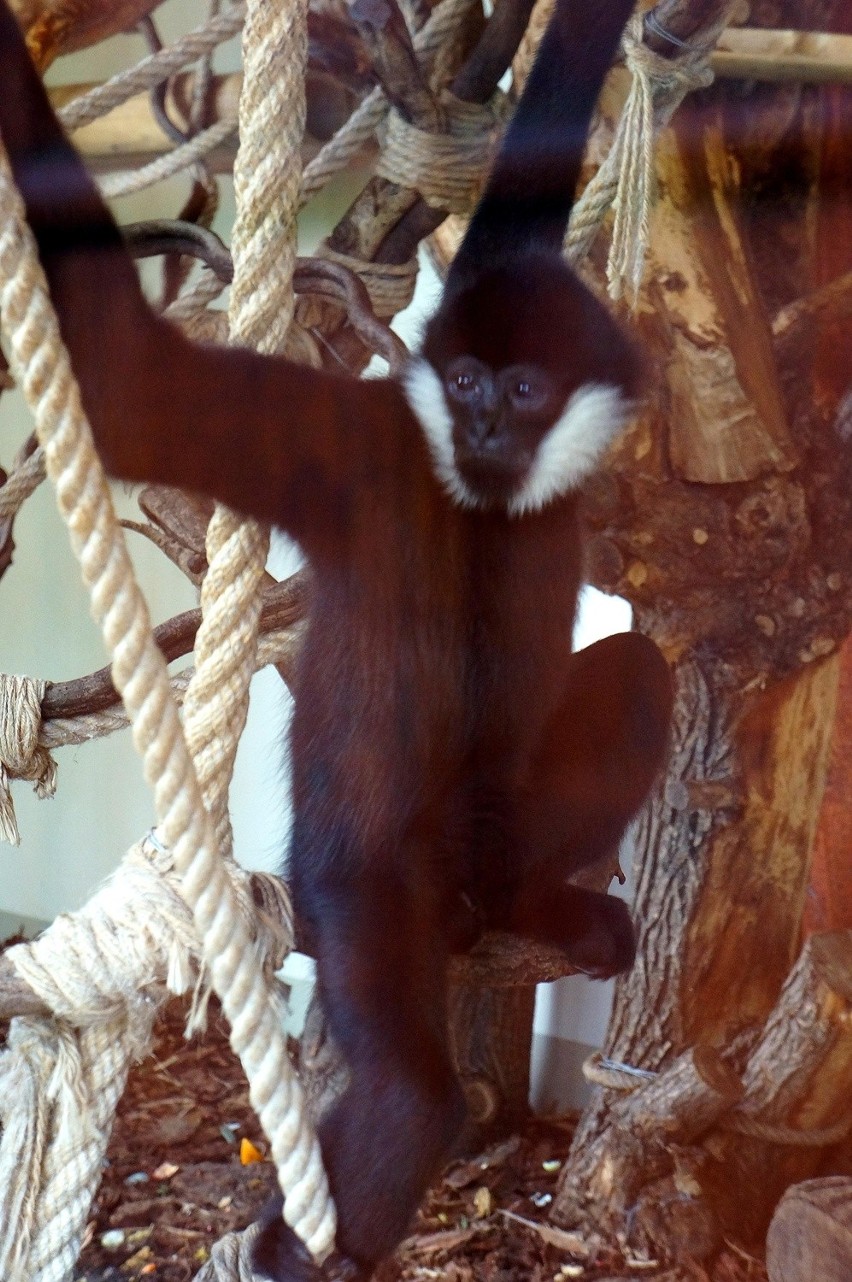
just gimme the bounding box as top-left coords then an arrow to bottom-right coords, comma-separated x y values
504,367 -> 551,413
446,357 -> 490,404
456,371 -> 479,395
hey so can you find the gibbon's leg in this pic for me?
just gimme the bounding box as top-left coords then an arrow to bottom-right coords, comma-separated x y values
506,632 -> 673,978
254,863 -> 466,1281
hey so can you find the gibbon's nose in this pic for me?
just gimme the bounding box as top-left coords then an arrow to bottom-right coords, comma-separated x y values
467,416 -> 501,450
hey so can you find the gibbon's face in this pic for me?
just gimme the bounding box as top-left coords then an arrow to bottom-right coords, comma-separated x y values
406,257 -> 641,516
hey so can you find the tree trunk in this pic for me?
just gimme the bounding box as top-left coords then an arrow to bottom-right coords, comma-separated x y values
552,34 -> 852,1262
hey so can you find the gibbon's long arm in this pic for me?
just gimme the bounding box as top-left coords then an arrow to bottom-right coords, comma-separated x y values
450,0 -> 635,284
0,0 -> 407,557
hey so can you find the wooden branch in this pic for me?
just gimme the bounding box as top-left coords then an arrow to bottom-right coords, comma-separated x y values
41,573 -> 310,720
47,28 -> 852,175
715,28 -> 852,85
702,931 -> 852,1243
773,269 -> 852,340
646,99 -> 797,484
348,0 -> 441,129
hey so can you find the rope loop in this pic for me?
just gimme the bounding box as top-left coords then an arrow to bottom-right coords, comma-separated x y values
0,674 -> 56,845
376,90 -> 509,214
317,247 -> 418,320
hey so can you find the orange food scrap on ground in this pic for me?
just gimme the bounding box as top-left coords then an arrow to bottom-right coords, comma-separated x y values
240,1136 -> 264,1165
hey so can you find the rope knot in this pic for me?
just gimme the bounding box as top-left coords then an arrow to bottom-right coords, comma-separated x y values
621,13 -> 715,110
0,674 -> 57,845
376,90 -> 509,215
568,5 -> 735,303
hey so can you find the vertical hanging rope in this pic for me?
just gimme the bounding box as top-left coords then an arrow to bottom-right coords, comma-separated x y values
228,0 -> 307,351
178,0 -> 337,1258
0,117 -> 330,1282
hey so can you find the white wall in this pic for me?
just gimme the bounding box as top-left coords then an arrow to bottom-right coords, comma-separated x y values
0,11 -> 630,1107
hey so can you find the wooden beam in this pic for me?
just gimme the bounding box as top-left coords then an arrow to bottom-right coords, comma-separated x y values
46,29 -> 852,171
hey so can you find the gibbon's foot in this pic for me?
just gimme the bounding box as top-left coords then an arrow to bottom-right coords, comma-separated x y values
510,882 -> 636,980
253,1210 -> 323,1282
561,893 -> 635,979
254,1216 -> 367,1282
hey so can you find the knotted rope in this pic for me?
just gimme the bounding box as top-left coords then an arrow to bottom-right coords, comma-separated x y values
0,674 -> 56,846
299,0 -> 479,207
376,91 -> 509,215
0,835 -> 294,1282
319,247 -> 419,319
568,4 -> 738,301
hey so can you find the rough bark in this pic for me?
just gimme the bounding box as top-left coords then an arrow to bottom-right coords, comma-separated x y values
806,636 -> 852,932
702,932 -> 852,1239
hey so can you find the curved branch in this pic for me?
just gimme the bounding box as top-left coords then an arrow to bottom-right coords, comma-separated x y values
41,572 -> 310,721
643,0 -> 731,55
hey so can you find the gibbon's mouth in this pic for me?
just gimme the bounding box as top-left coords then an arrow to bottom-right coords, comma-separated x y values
455,449 -> 530,502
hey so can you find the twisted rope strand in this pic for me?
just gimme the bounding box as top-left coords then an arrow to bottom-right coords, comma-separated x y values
98,115 -> 238,200
0,445 -> 46,519
58,3 -> 247,133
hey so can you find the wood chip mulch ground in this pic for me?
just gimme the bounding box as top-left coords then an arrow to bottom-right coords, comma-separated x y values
1,980 -> 767,1282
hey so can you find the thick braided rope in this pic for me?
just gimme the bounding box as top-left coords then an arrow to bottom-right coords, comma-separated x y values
181,509 -> 270,860
0,674 -> 56,845
375,91 -> 508,214
0,838 -> 289,1282
567,4 -> 737,299
98,115 -> 238,200
0,845 -> 193,1281
318,247 -> 418,318
228,0 -> 306,348
0,444 -> 46,518
187,0 -> 312,848
299,0 -> 478,207
0,141 -> 333,1264
0,1007 -> 152,1282
181,0 -> 298,884
57,2 -> 247,133
180,0 -> 336,1256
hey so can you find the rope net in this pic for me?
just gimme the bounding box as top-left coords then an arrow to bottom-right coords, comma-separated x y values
0,0 -> 733,1276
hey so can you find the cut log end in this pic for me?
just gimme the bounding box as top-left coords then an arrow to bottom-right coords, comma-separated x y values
767,1177 -> 852,1282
